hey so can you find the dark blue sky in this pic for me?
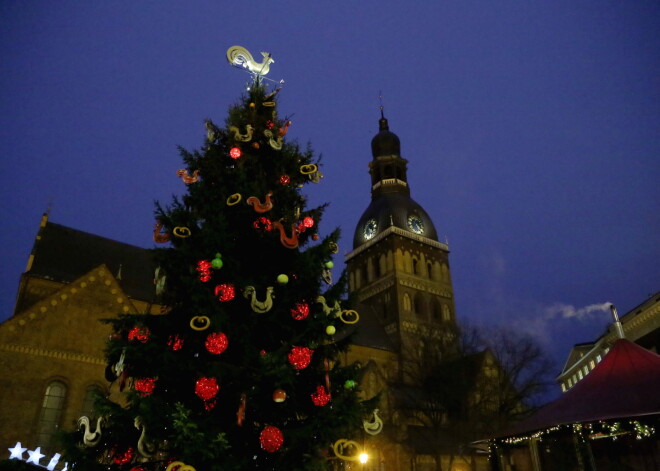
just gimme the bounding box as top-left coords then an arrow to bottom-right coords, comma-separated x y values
1,1 -> 658,386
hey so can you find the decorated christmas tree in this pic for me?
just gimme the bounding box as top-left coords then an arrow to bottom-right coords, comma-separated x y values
63,47 -> 373,471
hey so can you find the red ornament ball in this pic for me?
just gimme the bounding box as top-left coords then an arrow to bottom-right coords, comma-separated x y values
290,302 -> 310,321
134,377 -> 157,397
279,175 -> 290,185
205,332 -> 228,354
197,260 -> 213,282
311,385 -> 332,406
288,346 -> 313,369
272,388 -> 287,403
260,426 -> 284,453
112,447 -> 134,465
195,377 -> 219,401
215,284 -> 236,302
229,147 -> 242,159
128,326 -> 150,343
302,216 -> 315,228
167,334 -> 184,351
253,217 -> 273,231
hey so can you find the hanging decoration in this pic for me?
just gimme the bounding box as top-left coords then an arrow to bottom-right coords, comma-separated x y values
311,385 -> 331,407
190,316 -> 211,331
259,426 -> 284,453
237,392 -> 247,426
323,358 -> 331,391
263,129 -> 283,150
228,124 -> 254,142
363,409 -> 384,435
278,120 -> 292,136
205,332 -> 228,355
302,216 -> 315,229
329,241 -> 339,254
176,169 -> 200,184
344,380 -> 356,389
154,267 -> 166,295
322,268 -> 333,285
166,461 -> 196,471
215,284 -> 236,302
134,378 -> 157,397
253,217 -> 273,231
195,377 -> 220,409
324,261 -> 334,269
172,226 -> 191,238
128,326 -> 150,343
197,260 -> 213,282
229,147 -> 243,160
316,296 -> 341,317
288,346 -> 313,370
167,334 -> 184,351
290,302 -> 310,320
272,221 -> 299,249
211,253 -> 223,269
78,416 -> 104,447
134,417 -> 155,458
339,310 -> 360,324
299,164 -> 317,176
243,286 -> 275,313
247,192 -> 274,213
325,325 -> 336,335
205,119 -> 221,145
272,389 -> 287,403
227,193 -> 242,206
332,439 -> 362,462
279,175 -> 290,185
112,447 -> 134,466
153,221 -> 170,243
276,274 -> 289,285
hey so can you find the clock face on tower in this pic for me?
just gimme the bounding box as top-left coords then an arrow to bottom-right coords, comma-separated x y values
363,219 -> 378,240
407,214 -> 424,234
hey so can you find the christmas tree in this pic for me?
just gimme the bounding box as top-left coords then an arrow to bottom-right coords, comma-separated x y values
63,47 -> 372,471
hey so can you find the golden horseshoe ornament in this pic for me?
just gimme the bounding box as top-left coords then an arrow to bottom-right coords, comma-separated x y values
227,193 -> 242,206
172,226 -> 191,238
190,316 -> 211,331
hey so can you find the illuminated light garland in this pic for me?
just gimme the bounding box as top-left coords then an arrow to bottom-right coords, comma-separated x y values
205,332 -> 229,354
288,346 -> 313,369
167,334 -> 184,351
134,378 -> 157,397
290,302 -> 310,320
259,426 -> 284,452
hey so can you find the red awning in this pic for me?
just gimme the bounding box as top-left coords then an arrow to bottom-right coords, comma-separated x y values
497,339 -> 660,437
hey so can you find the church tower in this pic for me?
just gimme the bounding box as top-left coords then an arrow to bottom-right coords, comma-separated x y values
346,111 -> 458,382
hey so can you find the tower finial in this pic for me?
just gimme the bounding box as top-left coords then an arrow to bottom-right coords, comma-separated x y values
378,91 -> 389,131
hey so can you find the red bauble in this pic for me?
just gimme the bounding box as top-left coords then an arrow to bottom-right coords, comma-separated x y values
302,216 -> 315,228
167,334 -> 184,351
229,147 -> 242,159
112,448 -> 134,465
197,260 -> 213,282
260,426 -> 284,453
195,377 -> 219,401
134,377 -> 157,397
279,175 -> 290,185
253,217 -> 273,231
290,302 -> 310,321
288,346 -> 313,369
205,332 -> 228,354
128,326 -> 150,343
214,284 -> 236,302
311,385 -> 332,406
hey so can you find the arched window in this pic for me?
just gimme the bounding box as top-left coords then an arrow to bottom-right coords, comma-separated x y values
427,262 -> 433,280
412,258 -> 418,275
37,381 -> 67,448
442,305 -> 451,321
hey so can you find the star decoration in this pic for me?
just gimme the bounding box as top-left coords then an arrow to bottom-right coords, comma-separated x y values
26,447 -> 45,465
8,442 -> 27,460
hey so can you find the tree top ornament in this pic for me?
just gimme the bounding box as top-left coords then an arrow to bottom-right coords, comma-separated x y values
227,45 -> 275,77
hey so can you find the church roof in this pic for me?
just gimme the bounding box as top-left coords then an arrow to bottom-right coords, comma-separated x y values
27,220 -> 157,303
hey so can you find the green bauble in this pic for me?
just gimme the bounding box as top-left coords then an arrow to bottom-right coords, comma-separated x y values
276,274 -> 289,284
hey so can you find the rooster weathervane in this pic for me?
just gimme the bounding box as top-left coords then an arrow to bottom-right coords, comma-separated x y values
226,45 -> 280,84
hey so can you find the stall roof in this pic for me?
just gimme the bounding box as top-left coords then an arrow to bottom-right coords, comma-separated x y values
496,339 -> 660,437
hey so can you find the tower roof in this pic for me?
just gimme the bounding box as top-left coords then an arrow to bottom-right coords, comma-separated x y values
353,113 -> 439,249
